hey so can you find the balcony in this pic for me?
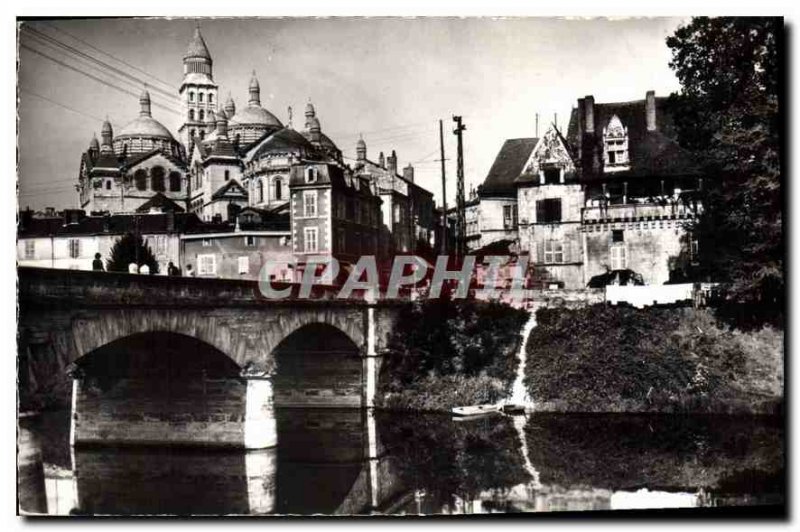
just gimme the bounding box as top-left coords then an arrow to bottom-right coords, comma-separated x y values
582,201 -> 701,224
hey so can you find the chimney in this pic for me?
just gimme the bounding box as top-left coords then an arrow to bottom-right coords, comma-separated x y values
403,164 -> 415,183
388,150 -> 397,175
646,90 -> 656,132
584,95 -> 595,134
378,151 -> 385,168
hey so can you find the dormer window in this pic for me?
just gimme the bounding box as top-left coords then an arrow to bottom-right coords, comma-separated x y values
305,167 -> 318,184
603,115 -> 629,172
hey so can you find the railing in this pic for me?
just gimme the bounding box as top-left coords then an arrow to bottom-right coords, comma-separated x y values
582,201 -> 700,223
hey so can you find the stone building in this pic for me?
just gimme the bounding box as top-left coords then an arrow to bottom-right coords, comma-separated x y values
472,91 -> 702,288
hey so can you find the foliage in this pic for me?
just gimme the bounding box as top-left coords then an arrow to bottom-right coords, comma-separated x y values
379,298 -> 528,406
666,17 -> 782,325
106,232 -> 160,274
377,374 -> 507,412
525,305 -> 783,414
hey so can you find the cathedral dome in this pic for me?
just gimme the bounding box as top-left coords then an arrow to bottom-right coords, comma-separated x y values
230,105 -> 283,129
252,127 -> 315,159
116,115 -> 176,141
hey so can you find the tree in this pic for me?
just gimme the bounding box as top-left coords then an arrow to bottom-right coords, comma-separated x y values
666,17 -> 782,325
106,232 -> 160,274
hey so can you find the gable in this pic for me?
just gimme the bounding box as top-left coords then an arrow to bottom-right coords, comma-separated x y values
518,126 -> 575,181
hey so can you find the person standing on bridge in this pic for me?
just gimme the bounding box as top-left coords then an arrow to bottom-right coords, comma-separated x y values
92,253 -> 105,272
167,261 -> 181,276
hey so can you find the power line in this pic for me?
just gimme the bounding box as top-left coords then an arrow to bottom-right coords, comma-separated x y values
19,43 -> 183,118
19,86 -> 108,124
43,22 -> 176,92
22,26 -> 181,104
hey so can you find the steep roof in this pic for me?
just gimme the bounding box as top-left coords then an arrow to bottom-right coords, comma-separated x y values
185,27 -> 211,60
479,138 -> 538,198
211,179 -> 248,201
566,97 -> 701,181
135,192 -> 185,213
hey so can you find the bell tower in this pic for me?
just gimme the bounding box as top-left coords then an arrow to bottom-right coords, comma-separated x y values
178,25 -> 218,153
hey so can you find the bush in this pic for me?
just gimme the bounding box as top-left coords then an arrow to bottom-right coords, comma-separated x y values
525,305 -> 783,414
378,298 -> 528,410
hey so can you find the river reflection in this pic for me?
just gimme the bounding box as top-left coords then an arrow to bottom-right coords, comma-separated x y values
18,409 -> 784,515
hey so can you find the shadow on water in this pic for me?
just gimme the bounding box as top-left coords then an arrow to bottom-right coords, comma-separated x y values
18,409 -> 784,515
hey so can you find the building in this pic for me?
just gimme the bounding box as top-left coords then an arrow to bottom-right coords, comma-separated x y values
17,207 -> 205,274
472,91 -> 702,288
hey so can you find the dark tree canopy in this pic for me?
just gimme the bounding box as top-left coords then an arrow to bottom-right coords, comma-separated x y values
106,232 -> 160,274
666,17 -> 782,325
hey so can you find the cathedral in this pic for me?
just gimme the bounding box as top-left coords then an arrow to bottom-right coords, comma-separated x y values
77,26 -> 345,222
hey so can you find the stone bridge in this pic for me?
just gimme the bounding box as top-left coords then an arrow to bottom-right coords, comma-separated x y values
17,267 -> 403,449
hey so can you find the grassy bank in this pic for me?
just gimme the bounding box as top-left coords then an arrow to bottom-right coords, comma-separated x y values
525,305 -> 783,414
377,299 -> 529,412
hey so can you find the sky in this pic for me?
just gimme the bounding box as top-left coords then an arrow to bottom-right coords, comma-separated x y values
17,16 -> 689,211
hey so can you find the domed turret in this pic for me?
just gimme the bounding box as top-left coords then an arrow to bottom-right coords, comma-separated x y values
356,135 -> 367,161
249,71 -> 261,106
101,119 -> 113,152
89,133 -> 100,152
224,93 -> 236,117
139,89 -> 151,117
215,109 -> 229,138
183,25 -> 213,78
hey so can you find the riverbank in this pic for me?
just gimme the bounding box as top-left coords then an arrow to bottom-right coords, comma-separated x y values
524,305 -> 783,415
376,299 -> 529,412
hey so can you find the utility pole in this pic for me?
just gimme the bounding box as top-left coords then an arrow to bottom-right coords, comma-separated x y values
439,119 -> 448,255
452,115 -> 466,260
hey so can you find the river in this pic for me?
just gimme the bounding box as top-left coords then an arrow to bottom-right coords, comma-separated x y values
17,408 -> 784,515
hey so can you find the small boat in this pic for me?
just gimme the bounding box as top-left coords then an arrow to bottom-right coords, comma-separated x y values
451,404 -> 502,418
501,404 -> 526,415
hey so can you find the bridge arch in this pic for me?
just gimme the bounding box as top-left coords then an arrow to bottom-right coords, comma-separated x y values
272,323 -> 363,408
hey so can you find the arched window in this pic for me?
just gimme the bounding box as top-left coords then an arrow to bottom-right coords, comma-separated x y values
274,178 -> 282,200
134,169 -> 147,191
258,179 -> 264,203
189,91 -> 195,102
190,128 -> 196,139
199,92 -> 204,103
151,166 -> 166,192
169,171 -> 181,192
199,110 -> 205,121
189,109 -> 195,121
199,130 -> 206,140
208,93 -> 214,104
224,169 -> 230,181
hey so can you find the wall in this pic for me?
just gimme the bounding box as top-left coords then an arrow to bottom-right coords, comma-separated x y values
182,231 -> 293,280
583,218 -> 687,286
476,196 -> 518,249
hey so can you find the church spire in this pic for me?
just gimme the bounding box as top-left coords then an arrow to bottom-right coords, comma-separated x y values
182,24 -> 213,79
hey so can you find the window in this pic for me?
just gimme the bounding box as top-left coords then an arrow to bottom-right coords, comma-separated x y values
151,166 -> 166,192
238,256 -> 249,275
690,237 -> 699,266
244,235 -> 256,247
544,240 -> 564,264
189,91 -> 195,102
536,198 -> 562,223
258,180 -> 264,203
543,168 -> 561,185
393,203 -> 400,224
189,109 -> 195,121
169,172 -> 181,192
224,170 -> 230,181
603,115 -> 629,168
306,167 -> 317,183
610,244 -> 627,270
68,239 -> 80,259
612,229 -> 624,243
274,178 -> 282,200
304,227 -> 318,252
24,240 -> 34,260
303,191 -> 317,217
199,110 -> 205,121
503,204 -> 518,229
198,254 -> 216,275
153,235 -> 167,256
198,93 -> 204,103
105,180 -> 112,190
208,93 -> 213,104
134,169 -> 147,191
